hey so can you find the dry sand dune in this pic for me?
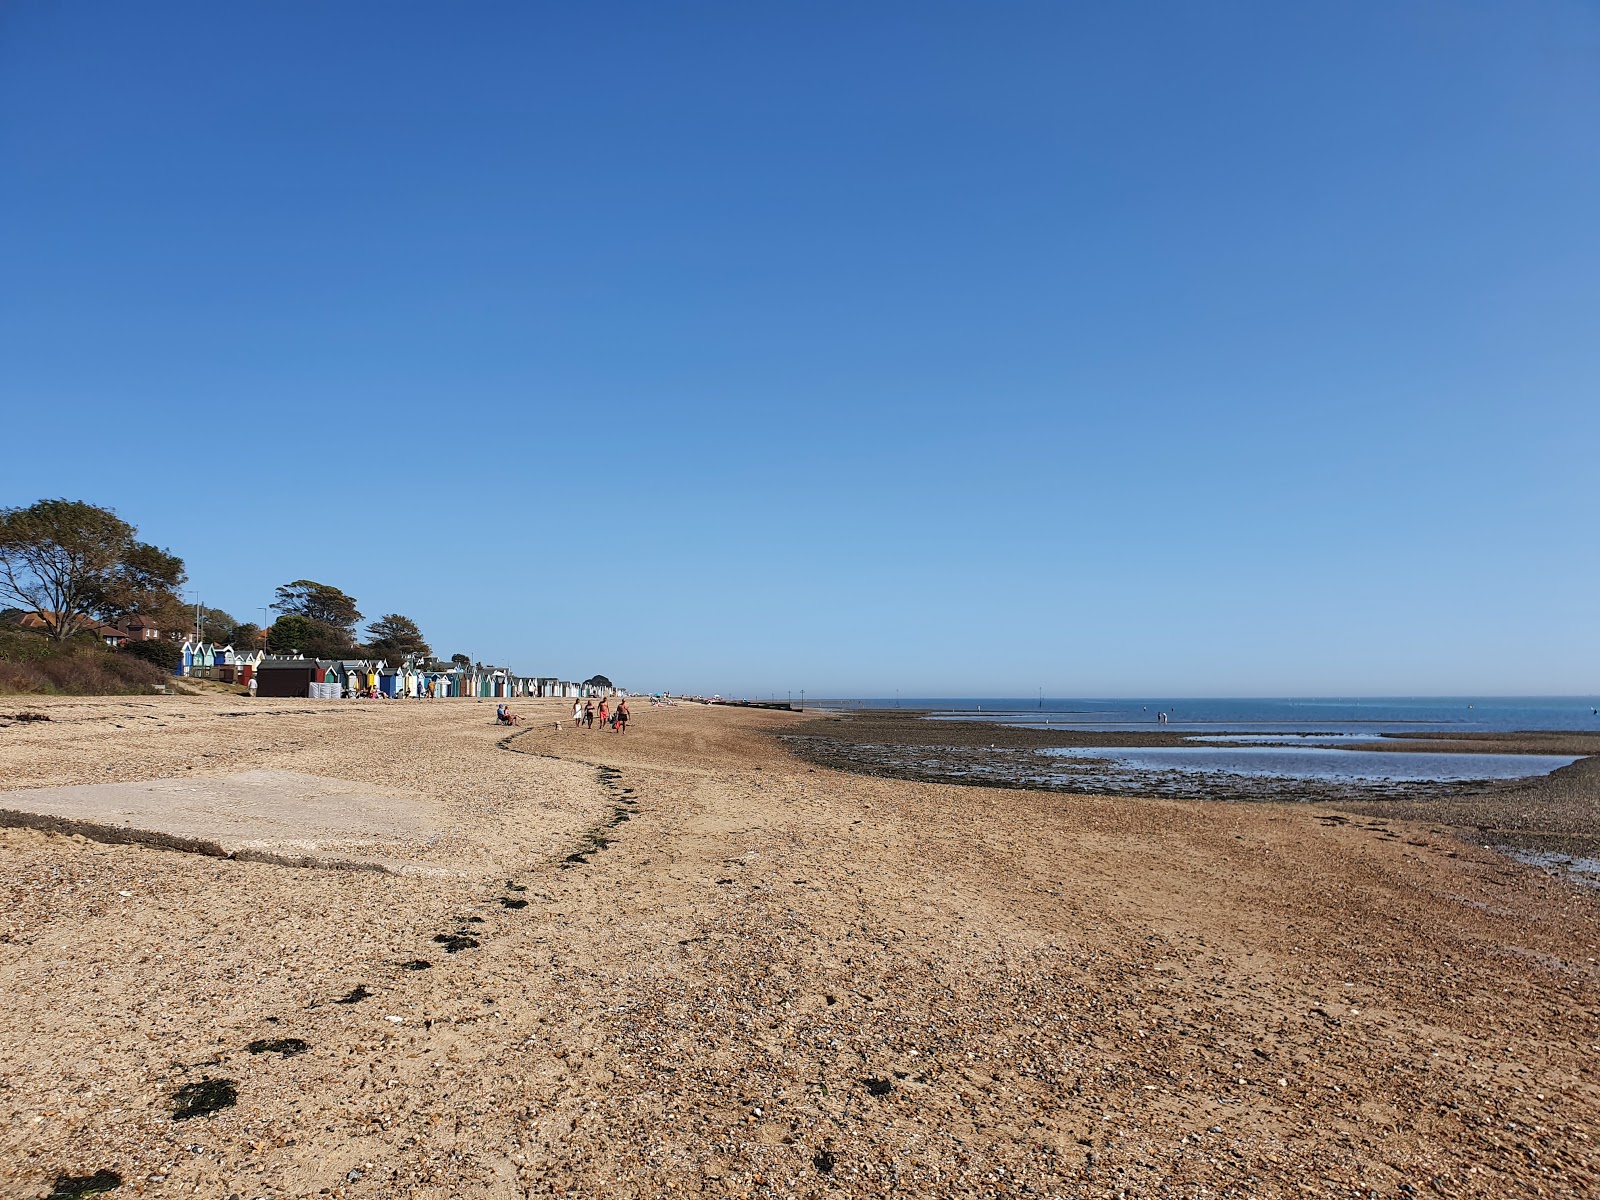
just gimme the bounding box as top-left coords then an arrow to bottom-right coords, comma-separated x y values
1,697 -> 1598,1198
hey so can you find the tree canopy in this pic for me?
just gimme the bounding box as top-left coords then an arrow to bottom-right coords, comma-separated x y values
0,499 -> 187,641
196,605 -> 238,644
366,613 -> 432,664
225,621 -> 262,649
86,541 -> 189,630
272,580 -> 362,633
450,653 -> 470,667
266,614 -> 350,659
585,674 -> 614,689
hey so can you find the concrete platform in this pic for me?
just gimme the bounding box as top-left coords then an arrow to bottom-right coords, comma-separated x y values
0,769 -> 455,875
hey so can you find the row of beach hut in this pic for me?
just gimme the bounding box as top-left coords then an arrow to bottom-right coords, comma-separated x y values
216,649 -> 614,701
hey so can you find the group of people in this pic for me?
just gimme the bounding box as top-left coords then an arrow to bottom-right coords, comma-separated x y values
497,696 -> 629,731
572,696 -> 629,733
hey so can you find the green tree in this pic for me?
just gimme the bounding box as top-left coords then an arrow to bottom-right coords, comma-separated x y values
271,580 -> 362,634
0,499 -> 187,641
266,614 -> 349,659
224,622 -> 262,649
196,605 -> 237,644
450,653 -> 470,668
366,613 -> 432,664
87,541 -> 189,629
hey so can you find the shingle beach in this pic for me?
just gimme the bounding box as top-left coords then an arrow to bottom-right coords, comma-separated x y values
3,697 -> 1597,1198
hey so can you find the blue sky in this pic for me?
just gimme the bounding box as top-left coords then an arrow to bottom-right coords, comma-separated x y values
3,2 -> 1597,696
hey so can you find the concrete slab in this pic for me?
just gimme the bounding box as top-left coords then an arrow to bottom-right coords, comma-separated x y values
0,769 -> 456,875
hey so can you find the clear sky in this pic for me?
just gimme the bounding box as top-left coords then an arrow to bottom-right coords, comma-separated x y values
3,2 -> 1597,697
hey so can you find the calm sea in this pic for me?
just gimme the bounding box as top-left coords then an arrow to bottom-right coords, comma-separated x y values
810,697 -> 1600,735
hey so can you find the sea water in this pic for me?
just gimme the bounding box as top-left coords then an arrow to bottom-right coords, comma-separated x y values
819,696 -> 1600,734
807,696 -> 1598,787
1042,744 -> 1579,784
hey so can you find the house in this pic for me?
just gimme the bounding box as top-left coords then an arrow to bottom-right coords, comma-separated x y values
12,610 -> 105,639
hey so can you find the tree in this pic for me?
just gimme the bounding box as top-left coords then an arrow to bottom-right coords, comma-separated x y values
265,614 -> 350,659
585,674 -> 614,689
366,613 -> 432,664
450,653 -> 470,668
86,541 -> 188,629
197,606 -> 237,644
0,499 -> 187,641
271,580 -> 362,634
224,622 -> 262,648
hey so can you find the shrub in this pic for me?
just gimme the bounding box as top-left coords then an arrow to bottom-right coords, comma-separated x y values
121,637 -> 182,672
0,630 -> 169,695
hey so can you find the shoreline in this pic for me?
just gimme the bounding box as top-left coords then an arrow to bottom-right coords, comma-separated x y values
3,696 -> 1599,1196
784,709 -> 1600,864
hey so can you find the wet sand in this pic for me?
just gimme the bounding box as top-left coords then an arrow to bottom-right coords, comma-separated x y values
2,697 -> 1599,1198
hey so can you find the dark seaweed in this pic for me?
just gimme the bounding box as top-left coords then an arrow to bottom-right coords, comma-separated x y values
172,1077 -> 236,1120
48,1170 -> 122,1198
246,1037 -> 309,1057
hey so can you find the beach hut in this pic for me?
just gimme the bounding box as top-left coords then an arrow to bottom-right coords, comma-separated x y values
256,656 -> 318,698
377,666 -> 401,698
403,660 -> 426,697
236,648 -> 264,688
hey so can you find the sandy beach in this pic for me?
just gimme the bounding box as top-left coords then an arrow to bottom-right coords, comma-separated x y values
3,697 -> 1599,1198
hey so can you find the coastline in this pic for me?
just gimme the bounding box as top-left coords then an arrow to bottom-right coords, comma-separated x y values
3,696 -> 1599,1196
785,709 -> 1600,863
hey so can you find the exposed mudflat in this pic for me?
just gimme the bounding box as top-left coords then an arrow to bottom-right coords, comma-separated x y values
786,711 -> 1600,857
2,697 -> 1599,1198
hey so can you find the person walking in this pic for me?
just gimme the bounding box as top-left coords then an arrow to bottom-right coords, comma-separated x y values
583,700 -> 594,730
572,699 -> 584,729
616,698 -> 629,734
596,698 -> 610,730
